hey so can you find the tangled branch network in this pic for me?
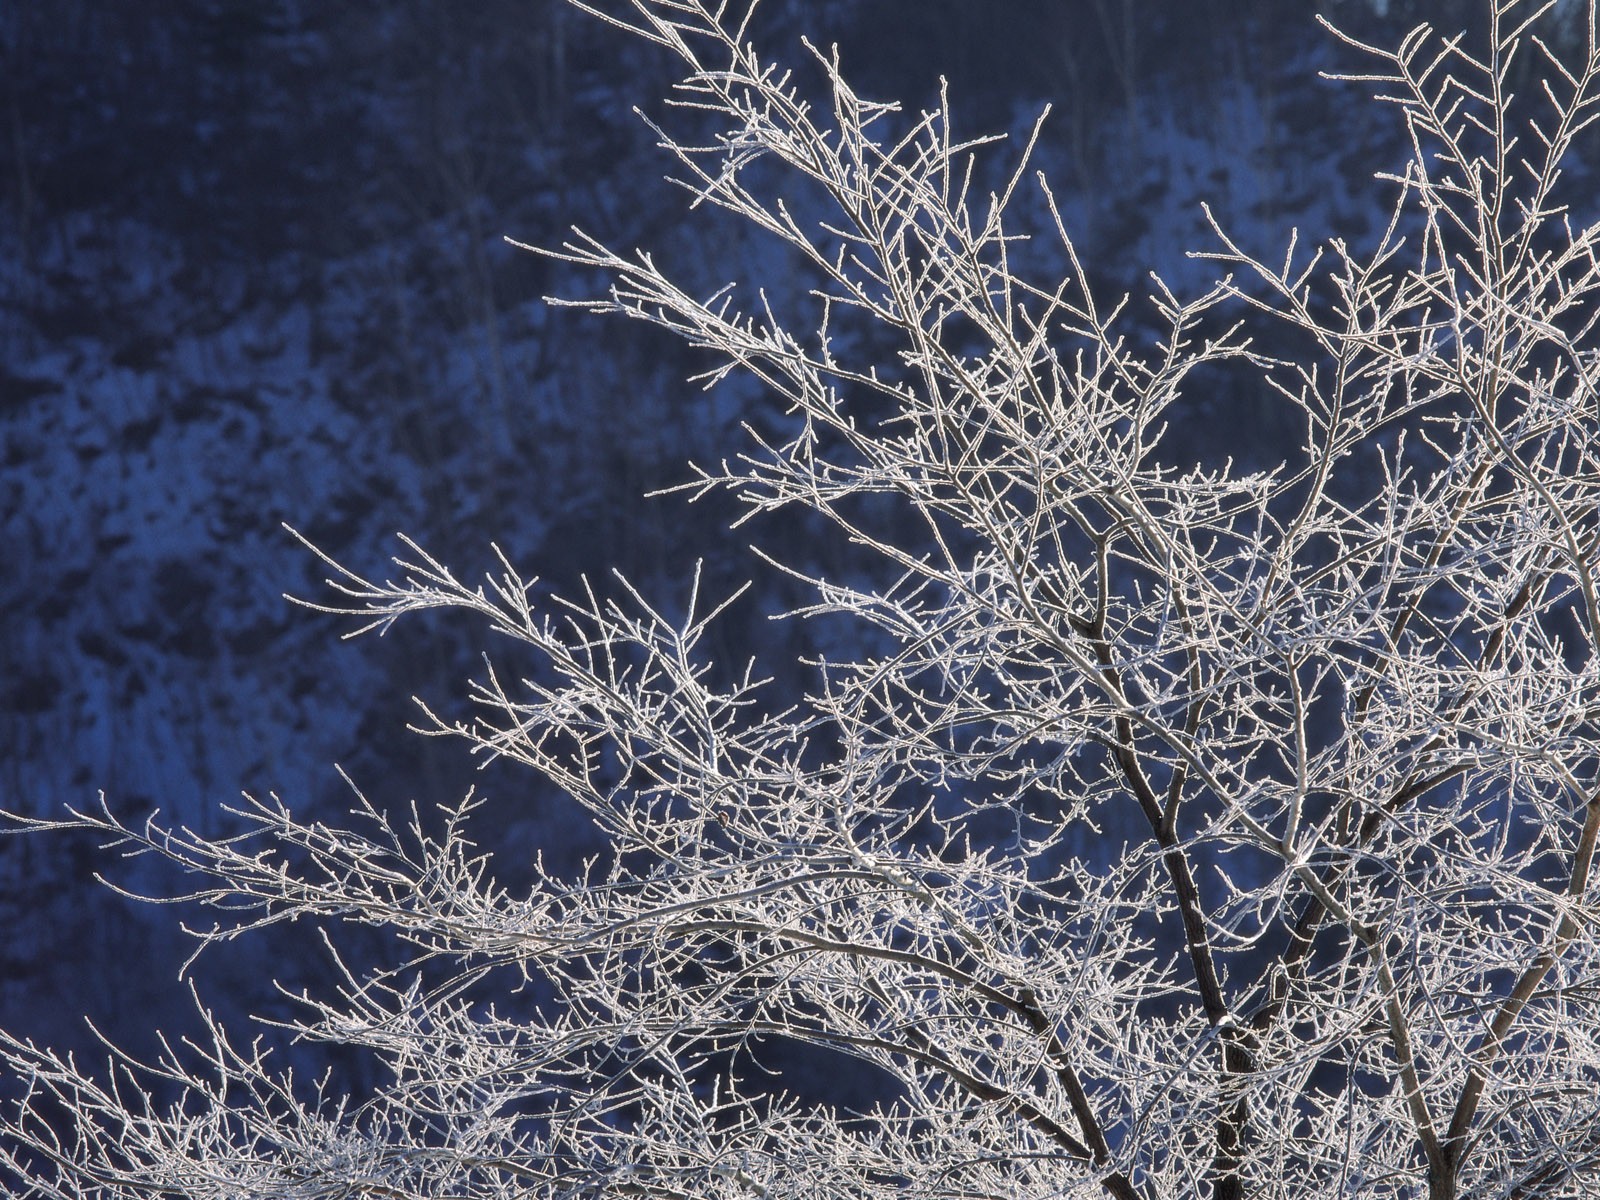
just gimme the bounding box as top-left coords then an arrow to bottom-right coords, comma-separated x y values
5,2 -> 1600,1198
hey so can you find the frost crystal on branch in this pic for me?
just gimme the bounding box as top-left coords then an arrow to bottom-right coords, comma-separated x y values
5,2 -> 1600,1199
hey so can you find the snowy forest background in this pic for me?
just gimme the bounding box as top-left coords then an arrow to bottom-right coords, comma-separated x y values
2,0 -> 1588,1082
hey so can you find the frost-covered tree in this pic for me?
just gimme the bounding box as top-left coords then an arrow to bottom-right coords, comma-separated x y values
5,2 -> 1600,1197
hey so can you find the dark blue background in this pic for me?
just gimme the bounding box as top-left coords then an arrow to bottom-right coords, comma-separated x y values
0,0 -> 1524,1073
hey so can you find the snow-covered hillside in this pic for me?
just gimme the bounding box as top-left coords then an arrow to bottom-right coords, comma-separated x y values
0,0 -> 1558,1060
